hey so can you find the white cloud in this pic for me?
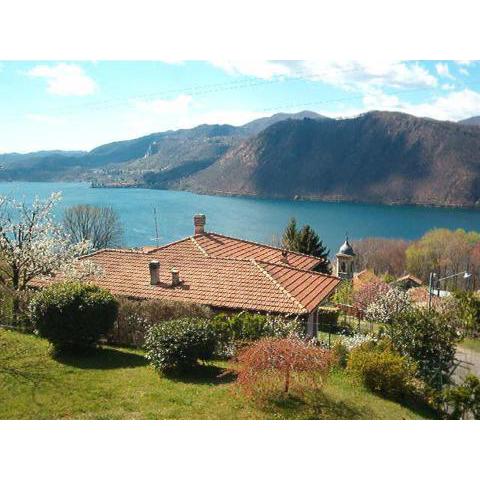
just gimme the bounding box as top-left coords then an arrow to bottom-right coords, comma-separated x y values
459,67 -> 470,76
362,89 -> 400,110
183,109 -> 264,127
441,83 -> 456,90
133,94 -> 193,114
435,62 -> 454,79
302,61 -> 438,90
210,60 -> 294,79
124,93 -> 263,138
27,63 -> 97,96
404,89 -> 480,120
324,88 -> 480,122
25,113 -> 67,125
211,60 -> 439,91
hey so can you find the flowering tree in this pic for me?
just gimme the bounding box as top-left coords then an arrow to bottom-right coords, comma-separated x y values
353,280 -> 390,314
0,192 -> 98,294
364,287 -> 412,331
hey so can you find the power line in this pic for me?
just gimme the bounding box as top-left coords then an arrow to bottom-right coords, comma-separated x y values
12,62 -> 459,117
4,63 -> 479,128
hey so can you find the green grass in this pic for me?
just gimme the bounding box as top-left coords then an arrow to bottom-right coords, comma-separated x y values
460,337 -> 480,353
0,329 -> 437,420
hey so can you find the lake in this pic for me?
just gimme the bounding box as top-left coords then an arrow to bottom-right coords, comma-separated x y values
2,182 -> 480,254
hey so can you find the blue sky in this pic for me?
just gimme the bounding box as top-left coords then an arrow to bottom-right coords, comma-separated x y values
1,60 -> 479,153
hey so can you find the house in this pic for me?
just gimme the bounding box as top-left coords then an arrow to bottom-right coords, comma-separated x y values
392,274 -> 423,290
48,215 -> 341,336
352,269 -> 382,290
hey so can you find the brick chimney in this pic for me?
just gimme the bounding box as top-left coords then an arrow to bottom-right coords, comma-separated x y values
171,268 -> 180,287
149,260 -> 160,285
194,214 -> 206,235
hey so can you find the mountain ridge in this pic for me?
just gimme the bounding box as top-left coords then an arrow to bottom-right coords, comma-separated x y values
175,111 -> 480,207
3,110 -> 480,208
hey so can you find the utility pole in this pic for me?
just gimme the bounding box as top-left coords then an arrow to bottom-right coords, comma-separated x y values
153,207 -> 160,247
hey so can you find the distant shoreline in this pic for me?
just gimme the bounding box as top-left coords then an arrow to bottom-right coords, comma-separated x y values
89,181 -> 480,211
0,179 -> 479,210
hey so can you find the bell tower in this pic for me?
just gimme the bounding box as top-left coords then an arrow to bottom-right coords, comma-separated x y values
335,234 -> 355,280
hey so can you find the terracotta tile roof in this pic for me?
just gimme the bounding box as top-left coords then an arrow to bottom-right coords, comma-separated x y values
352,269 -> 382,290
177,232 -> 322,270
38,233 -> 340,315
393,274 -> 423,286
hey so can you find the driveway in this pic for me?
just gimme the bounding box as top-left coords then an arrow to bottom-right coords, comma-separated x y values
452,345 -> 480,384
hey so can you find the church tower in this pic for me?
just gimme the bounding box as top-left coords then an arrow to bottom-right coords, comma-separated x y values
336,235 -> 355,280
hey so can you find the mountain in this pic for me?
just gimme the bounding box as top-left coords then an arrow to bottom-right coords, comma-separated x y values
241,110 -> 329,135
459,116 -> 480,127
0,112 -> 321,182
177,111 -> 480,207
4,110 -> 480,208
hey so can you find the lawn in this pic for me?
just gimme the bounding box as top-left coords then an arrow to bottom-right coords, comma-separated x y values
0,329 -> 438,420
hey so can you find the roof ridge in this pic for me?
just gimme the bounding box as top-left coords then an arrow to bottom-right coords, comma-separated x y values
256,259 -> 339,279
251,259 -> 307,313
142,237 -> 194,254
197,231 -> 322,263
80,247 -> 148,260
190,236 -> 209,257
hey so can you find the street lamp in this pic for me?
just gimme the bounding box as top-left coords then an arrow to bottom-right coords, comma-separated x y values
428,271 -> 472,309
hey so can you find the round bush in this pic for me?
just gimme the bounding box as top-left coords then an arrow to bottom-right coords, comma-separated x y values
144,317 -> 217,371
31,282 -> 118,353
347,341 -> 416,398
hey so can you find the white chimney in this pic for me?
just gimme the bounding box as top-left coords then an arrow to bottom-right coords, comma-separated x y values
194,214 -> 206,235
149,260 -> 160,285
171,268 -> 180,287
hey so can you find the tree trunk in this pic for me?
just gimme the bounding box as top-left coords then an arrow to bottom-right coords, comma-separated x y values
11,266 -> 20,325
284,366 -> 290,393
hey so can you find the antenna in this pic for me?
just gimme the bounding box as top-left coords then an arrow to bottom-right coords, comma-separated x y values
153,207 -> 160,247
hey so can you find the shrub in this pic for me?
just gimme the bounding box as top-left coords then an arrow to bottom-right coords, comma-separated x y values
441,374 -> 480,419
332,333 -> 373,368
389,307 -> 461,387
0,287 -> 34,332
347,341 -> 416,399
211,312 -> 304,357
446,291 -> 480,336
108,297 -> 212,347
235,337 -> 334,401
144,317 -> 217,372
332,340 -> 349,368
30,282 -> 118,354
331,280 -> 353,305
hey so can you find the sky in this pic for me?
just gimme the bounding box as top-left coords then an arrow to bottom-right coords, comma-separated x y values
1,60 -> 480,153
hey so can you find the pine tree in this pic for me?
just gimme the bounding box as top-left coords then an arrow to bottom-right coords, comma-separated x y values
281,218 -> 331,274
297,225 -> 331,273
281,217 -> 299,251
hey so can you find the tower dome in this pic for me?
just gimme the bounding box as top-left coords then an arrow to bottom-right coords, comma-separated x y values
335,234 -> 355,279
338,238 -> 355,256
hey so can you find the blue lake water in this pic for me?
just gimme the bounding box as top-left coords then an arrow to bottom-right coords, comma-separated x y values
2,182 -> 480,254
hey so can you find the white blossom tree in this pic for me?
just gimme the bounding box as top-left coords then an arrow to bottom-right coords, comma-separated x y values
364,287 -> 412,332
0,192 -> 99,295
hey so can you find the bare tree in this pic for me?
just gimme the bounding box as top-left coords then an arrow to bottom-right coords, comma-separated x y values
63,204 -> 123,251
354,237 -> 410,276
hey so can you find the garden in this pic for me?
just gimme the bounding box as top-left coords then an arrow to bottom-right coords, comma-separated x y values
2,276 -> 476,420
